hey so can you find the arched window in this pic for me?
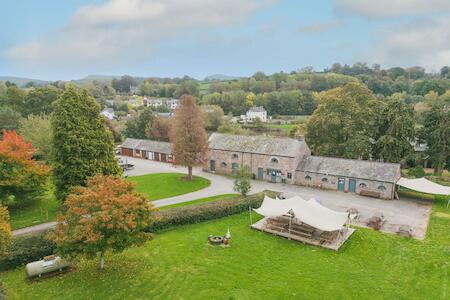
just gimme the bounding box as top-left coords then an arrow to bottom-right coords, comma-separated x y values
305,175 -> 312,181
221,162 -> 227,167
321,177 -> 328,183
378,185 -> 386,191
270,157 -> 279,164
232,154 -> 238,159
359,182 -> 367,188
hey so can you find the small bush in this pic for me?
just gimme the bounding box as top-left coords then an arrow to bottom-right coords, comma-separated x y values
0,230 -> 56,271
408,166 -> 425,178
147,191 -> 276,232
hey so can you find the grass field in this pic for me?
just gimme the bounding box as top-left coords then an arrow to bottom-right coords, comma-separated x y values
127,173 -> 211,201
8,191 -> 60,230
2,199 -> 448,299
160,194 -> 239,210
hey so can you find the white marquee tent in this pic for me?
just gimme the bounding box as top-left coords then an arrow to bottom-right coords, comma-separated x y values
396,177 -> 450,207
253,195 -> 349,232
397,177 -> 450,195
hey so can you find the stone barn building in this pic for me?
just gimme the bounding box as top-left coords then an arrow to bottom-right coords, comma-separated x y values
296,156 -> 401,199
205,133 -> 400,199
120,138 -> 174,163
205,133 -> 311,184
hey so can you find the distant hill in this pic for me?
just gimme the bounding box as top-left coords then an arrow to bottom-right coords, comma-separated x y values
204,74 -> 240,81
0,76 -> 51,87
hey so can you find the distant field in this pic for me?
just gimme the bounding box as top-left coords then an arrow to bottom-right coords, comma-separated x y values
127,173 -> 211,201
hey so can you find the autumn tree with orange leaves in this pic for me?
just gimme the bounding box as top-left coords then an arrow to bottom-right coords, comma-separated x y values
169,95 -> 208,180
0,130 -> 50,206
52,175 -> 155,270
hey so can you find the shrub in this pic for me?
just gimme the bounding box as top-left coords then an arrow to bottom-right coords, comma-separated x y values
0,230 -> 56,271
147,191 -> 276,232
408,166 -> 425,178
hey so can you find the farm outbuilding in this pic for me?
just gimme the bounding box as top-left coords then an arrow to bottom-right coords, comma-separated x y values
120,138 -> 174,163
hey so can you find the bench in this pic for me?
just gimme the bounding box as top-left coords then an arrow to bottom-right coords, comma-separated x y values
360,190 -> 381,198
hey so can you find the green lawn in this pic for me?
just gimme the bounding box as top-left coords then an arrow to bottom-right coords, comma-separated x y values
8,192 -> 60,231
159,194 -> 239,210
2,200 -> 448,299
127,173 -> 211,201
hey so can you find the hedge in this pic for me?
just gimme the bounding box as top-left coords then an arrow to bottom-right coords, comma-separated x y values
0,230 -> 56,271
0,191 -> 276,271
147,191 -> 277,232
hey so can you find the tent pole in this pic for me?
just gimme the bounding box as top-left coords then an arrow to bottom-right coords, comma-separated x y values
288,216 -> 292,240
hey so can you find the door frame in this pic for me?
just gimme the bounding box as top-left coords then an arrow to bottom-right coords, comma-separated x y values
338,177 -> 346,191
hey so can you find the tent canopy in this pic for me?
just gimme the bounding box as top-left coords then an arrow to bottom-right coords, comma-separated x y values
397,177 -> 450,196
253,195 -> 349,232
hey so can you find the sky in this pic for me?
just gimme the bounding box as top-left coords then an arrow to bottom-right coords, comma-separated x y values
0,0 -> 449,81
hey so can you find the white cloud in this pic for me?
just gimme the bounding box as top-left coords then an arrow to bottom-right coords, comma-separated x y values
6,0 -> 273,74
298,20 -> 343,35
369,17 -> 450,70
336,0 -> 450,18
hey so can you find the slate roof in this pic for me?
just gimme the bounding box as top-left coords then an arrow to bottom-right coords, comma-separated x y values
121,138 -> 172,154
208,133 -> 308,158
296,156 -> 401,183
248,106 -> 266,113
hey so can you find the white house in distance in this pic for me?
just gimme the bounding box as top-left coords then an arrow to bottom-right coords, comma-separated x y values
100,108 -> 115,120
144,97 -> 179,111
244,106 -> 267,122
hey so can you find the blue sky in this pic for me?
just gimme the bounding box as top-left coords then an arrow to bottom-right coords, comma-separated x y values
1,0 -> 449,80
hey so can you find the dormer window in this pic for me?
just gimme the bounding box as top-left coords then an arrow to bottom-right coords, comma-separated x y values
232,154 -> 238,159
221,162 -> 227,167
305,175 -> 312,181
378,185 -> 386,191
321,177 -> 328,183
270,157 -> 279,164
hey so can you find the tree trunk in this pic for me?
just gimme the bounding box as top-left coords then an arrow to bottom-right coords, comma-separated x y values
99,253 -> 105,270
187,166 -> 193,180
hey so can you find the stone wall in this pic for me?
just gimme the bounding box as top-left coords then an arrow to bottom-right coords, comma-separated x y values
204,149 -> 298,184
295,171 -> 394,199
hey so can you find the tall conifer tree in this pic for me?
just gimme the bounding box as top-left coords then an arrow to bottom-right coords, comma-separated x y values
52,85 -> 121,199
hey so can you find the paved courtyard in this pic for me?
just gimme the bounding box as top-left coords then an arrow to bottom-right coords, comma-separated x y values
121,156 -> 432,240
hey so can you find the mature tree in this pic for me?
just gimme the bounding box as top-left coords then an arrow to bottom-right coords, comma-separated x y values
201,105 -> 224,131
169,95 -> 208,180
0,203 -> 12,257
52,175 -> 155,270
0,130 -> 50,206
22,86 -> 61,116
422,104 -> 449,172
124,107 -> 154,139
18,115 -> 53,162
0,86 -> 26,113
217,122 -> 249,135
233,165 -> 252,196
0,106 -> 21,136
174,80 -> 199,98
52,86 -> 121,200
306,82 -> 378,159
146,116 -> 171,141
371,95 -> 415,163
111,75 -> 137,93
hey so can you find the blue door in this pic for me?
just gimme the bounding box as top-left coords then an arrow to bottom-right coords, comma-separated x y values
258,168 -> 264,180
349,179 -> 356,193
338,177 -> 345,191
232,163 -> 238,176
210,160 -> 215,172
270,170 -> 277,183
